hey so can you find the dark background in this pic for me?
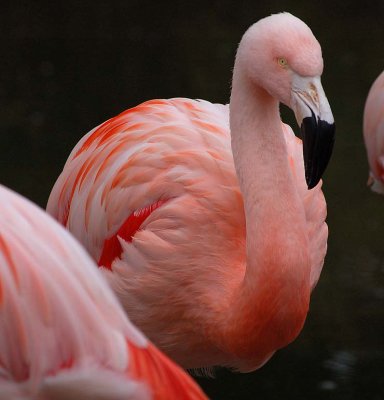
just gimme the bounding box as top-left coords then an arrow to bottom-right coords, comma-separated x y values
1,1 -> 384,399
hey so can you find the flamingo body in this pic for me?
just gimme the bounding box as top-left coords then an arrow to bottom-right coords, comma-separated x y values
47,13 -> 334,372
363,70 -> 384,194
0,184 -> 207,399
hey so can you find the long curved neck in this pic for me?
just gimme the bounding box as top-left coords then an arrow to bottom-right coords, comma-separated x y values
230,69 -> 297,243
230,65 -> 308,281
219,62 -> 311,368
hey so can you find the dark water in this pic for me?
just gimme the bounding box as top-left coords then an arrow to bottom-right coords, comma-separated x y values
1,1 -> 384,399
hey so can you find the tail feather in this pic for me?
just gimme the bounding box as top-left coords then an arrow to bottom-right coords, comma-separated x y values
127,341 -> 208,400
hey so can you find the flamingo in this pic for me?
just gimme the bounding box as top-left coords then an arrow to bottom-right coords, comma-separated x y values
363,70 -> 384,194
0,184 -> 207,399
47,12 -> 335,372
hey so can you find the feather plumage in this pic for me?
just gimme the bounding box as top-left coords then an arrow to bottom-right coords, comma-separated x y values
47,13 -> 332,372
0,184 -> 207,399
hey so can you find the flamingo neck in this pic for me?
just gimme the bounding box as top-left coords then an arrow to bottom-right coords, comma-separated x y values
230,67 -> 308,277
221,64 -> 311,369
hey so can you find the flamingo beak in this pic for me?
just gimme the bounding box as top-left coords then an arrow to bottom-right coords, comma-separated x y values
291,76 -> 335,189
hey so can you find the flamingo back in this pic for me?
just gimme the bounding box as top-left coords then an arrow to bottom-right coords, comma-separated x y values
47,99 -> 233,261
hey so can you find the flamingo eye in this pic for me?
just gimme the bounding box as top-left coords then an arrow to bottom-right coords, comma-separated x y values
277,58 -> 288,68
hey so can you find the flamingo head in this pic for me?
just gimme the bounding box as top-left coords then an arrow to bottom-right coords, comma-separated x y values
239,12 -> 335,189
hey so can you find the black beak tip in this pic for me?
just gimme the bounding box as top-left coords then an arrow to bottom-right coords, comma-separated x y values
306,177 -> 318,190
301,114 -> 335,190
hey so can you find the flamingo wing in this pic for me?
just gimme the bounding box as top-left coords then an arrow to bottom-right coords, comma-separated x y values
0,184 -> 207,399
47,99 -> 233,264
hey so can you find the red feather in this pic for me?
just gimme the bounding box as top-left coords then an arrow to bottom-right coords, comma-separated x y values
98,199 -> 167,269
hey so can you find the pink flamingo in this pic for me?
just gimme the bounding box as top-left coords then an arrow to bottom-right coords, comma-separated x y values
47,13 -> 335,372
363,70 -> 384,194
0,184 -> 207,399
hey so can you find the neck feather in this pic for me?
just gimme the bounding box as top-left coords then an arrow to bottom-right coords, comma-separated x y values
217,63 -> 311,370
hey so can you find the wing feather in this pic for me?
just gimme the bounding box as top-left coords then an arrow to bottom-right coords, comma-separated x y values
0,185 -> 207,399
